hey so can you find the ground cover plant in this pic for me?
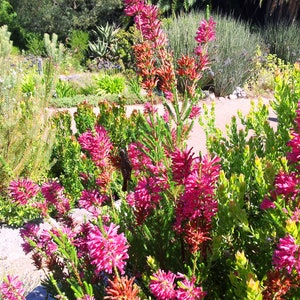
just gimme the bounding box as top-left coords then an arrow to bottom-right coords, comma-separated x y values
1,1 -> 300,300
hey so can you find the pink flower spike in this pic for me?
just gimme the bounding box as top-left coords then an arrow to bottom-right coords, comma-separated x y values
260,198 -> 276,210
189,106 -> 201,120
41,181 -> 70,216
0,275 -> 26,300
78,125 -> 113,168
8,178 -> 39,205
272,234 -> 299,274
149,269 -> 177,300
176,275 -> 207,300
144,102 -> 158,114
87,223 -> 129,275
195,17 -> 216,44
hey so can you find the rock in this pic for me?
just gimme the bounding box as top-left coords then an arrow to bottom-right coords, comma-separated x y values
229,94 -> 238,100
26,286 -> 54,300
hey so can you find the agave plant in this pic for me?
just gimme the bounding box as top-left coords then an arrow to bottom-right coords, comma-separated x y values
88,22 -> 120,60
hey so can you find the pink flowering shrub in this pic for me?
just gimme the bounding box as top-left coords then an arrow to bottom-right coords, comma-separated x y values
0,275 -> 26,300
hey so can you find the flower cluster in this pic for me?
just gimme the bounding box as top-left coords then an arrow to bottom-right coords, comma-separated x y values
8,178 -> 39,205
272,234 -> 300,274
0,275 -> 25,300
149,269 -> 206,300
126,142 -> 169,224
125,0 -> 215,99
173,151 -> 221,253
87,223 -> 129,274
41,180 -> 70,216
124,0 -> 176,98
261,102 -> 300,210
78,125 -> 113,169
79,189 -> 108,217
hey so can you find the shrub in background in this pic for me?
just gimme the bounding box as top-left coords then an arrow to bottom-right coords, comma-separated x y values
67,29 -> 89,69
164,10 -> 262,96
94,73 -> 126,95
245,46 -> 290,96
261,21 -> 300,64
25,32 -> 45,56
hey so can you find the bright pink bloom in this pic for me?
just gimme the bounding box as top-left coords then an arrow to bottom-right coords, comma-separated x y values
164,91 -> 173,101
87,223 -> 129,274
274,171 -> 299,200
127,142 -> 153,175
170,148 -> 197,185
127,175 -> 169,224
149,269 -> 177,300
144,102 -> 158,114
79,189 -> 108,215
194,46 -> 210,70
174,155 -> 220,252
41,181 -> 70,216
8,178 -> 39,205
260,198 -> 276,210
290,207 -> 300,222
78,125 -> 113,168
0,275 -> 25,300
163,109 -> 170,123
189,106 -> 201,120
273,234 -> 300,274
20,222 -> 39,254
287,132 -> 300,166
78,296 -> 95,300
124,0 -> 145,16
176,275 -> 206,300
195,17 -> 216,44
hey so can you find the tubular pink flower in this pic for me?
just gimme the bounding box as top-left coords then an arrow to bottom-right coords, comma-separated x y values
8,178 -> 39,205
0,275 -> 25,300
87,223 -> 129,275
195,17 -> 216,44
287,132 -> 300,166
78,125 -> 113,168
174,156 -> 220,252
274,171 -> 299,200
127,142 -> 153,175
189,106 -> 201,120
176,275 -> 206,300
20,222 -> 39,254
170,148 -> 197,185
260,198 -> 276,210
144,102 -> 158,114
127,175 -> 169,224
149,269 -> 177,300
194,46 -> 210,70
79,189 -> 108,211
41,181 -> 70,216
124,0 -> 145,16
273,234 -> 300,274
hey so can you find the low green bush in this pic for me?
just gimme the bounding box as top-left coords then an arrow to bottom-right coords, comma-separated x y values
94,73 -> 126,95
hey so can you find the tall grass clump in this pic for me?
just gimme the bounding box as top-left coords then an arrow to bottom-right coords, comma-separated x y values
164,11 -> 262,96
0,28 -> 57,225
261,21 -> 300,64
